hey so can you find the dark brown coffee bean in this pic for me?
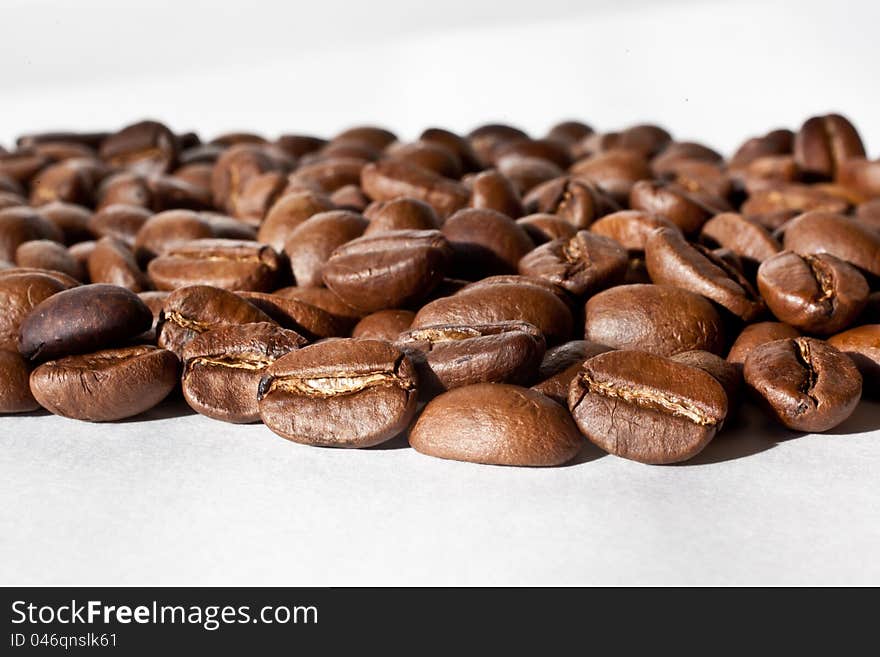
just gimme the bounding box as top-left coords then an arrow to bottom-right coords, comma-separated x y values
744,337 -> 861,432
585,284 -> 725,356
530,339 -> 612,405
235,291 -> 348,340
352,309 -> 415,341
258,338 -> 417,447
182,322 -> 307,423
730,129 -> 794,169
468,170 -> 524,218
793,114 -> 865,180
546,120 -> 594,146
441,208 -> 534,279
385,141 -> 462,179
274,286 -> 363,321
172,162 -> 215,189
0,192 -> 25,210
827,325 -> 880,390
210,132 -> 266,147
362,198 -> 440,235
37,202 -> 93,244
699,212 -> 781,267
395,321 -> 545,398
19,284 -> 152,360
522,176 -> 618,229
0,206 -> 64,262
742,185 -> 850,229
757,251 -> 869,334
419,128 -> 482,173
332,126 -> 397,152
361,160 -> 469,219
588,210 -> 678,253
468,124 -> 529,167
666,159 -> 733,200
88,237 -> 151,292
0,349 -> 38,413
413,280 -> 573,344
0,267 -> 79,288
570,148 -> 652,204
496,156 -> 563,196
670,350 -> 743,408
134,210 -> 235,264
0,272 -> 68,350
288,157 -> 365,194
645,227 -> 765,321
323,230 -> 452,312
147,174 -> 214,211
231,171 -> 288,226
629,180 -> 728,235
283,210 -> 367,288
69,241 -> 95,272
492,138 -> 571,169
15,240 -> 84,281
568,349 -> 727,464
17,131 -> 109,150
0,149 -> 51,185
726,322 -> 801,366
99,120 -> 179,175
410,383 -> 583,466
518,230 -> 627,296
652,141 -> 723,177
88,204 -> 152,246
782,211 -> 880,278
95,172 -> 152,210
329,184 -> 370,212
157,285 -> 273,356
212,144 -> 287,216
137,290 -> 169,341
30,345 -> 178,421
836,157 -> 880,201
148,239 -> 281,291
29,159 -> 104,207
516,213 -> 578,244
255,190 -> 334,251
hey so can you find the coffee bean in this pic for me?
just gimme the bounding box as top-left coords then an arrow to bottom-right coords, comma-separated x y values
147,174 -> 214,212
531,339 -> 613,404
361,160 -> 470,219
29,158 -> 104,207
742,185 -> 849,229
135,210 -> 227,264
522,176 -> 618,229
96,172 -> 152,210
239,290 -> 353,340
419,128 -> 482,173
71,241 -> 98,272
157,285 -> 273,356
395,321 -> 545,398
516,213 -> 578,244
363,198 -> 440,235
441,208 -> 534,278
585,284 -> 725,356
257,191 -> 336,251
332,126 -> 397,152
329,184 -> 370,212
410,383 -> 583,466
468,124 -> 529,167
100,120 -> 179,175
138,290 -> 170,341
492,138 -> 571,169
730,129 -> 794,169
30,345 -> 179,421
0,206 -> 64,262
652,141 -> 723,177
670,349 -> 743,408
352,309 -> 415,341
210,132 -> 266,147
323,230 -> 452,312
88,204 -> 152,246
496,156 -> 563,196
0,192 -> 25,211
744,337 -> 861,432
212,144 -> 287,216
699,212 -> 781,267
19,284 -> 152,361
757,251 -> 869,334
15,240 -> 84,281
827,325 -> 880,390
645,227 -> 765,321
568,349 -> 728,464
782,211 -> 880,278
288,157 -> 364,194
0,272 -> 68,350
17,131 -> 109,150
283,210 -> 367,288
148,239 -> 281,291
629,180 -> 727,235
38,202 -> 93,244
518,230 -> 627,296
258,338 -> 417,447
546,120 -> 594,146
837,157 -> 880,200
88,236 -> 151,292
570,148 -> 652,204
0,267 -> 79,288
0,349 -> 38,413
666,159 -> 733,200
182,322 -> 307,423
0,149 -> 49,184
468,170 -> 525,218
727,321 -> 801,366
385,141 -> 462,178
794,114 -> 865,181
588,210 -> 679,253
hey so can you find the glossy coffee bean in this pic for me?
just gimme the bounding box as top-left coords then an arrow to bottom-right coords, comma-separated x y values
744,337 -> 861,432
351,309 -> 415,341
283,211 -> 367,288
238,291 -> 353,340
133,209 -> 251,264
726,321 -> 801,366
588,210 -> 678,253
385,141 -> 462,178
585,284 -> 725,356
522,176 -> 618,229
395,321 -> 545,398
670,350 -> 743,408
793,114 -> 865,180
362,198 -> 440,235
742,185 -> 849,229
15,240 -> 84,281
0,349 -> 39,413
30,346 -> 179,421
518,230 -> 627,296
468,170 -> 524,218
568,350 -> 727,464
546,120 -> 594,146
492,138 -> 571,169
782,211 -> 880,278
570,148 -> 652,204
288,157 -> 364,193
419,127 -> 482,173
258,339 -> 418,447
441,208 -> 534,278
329,184 -> 370,212
496,156 -> 563,196
258,191 -> 336,251
629,180 -> 727,235
827,325 -> 880,390
19,284 -> 152,361
38,202 -> 93,245
516,213 -> 578,244
95,172 -> 152,210
699,212 -> 781,267
88,204 -> 152,246
29,159 -> 104,207
332,126 -> 397,151
148,239 -> 281,291
212,144 -> 287,216
323,230 -> 452,312
181,322 -> 307,423
730,129 -> 794,169
360,160 -> 469,219
88,237 -> 151,292
157,285 -> 273,357
645,227 -> 765,321
100,120 -> 179,175
0,206 -> 64,262
757,251 -> 869,334
531,340 -> 613,405
410,383 -> 583,466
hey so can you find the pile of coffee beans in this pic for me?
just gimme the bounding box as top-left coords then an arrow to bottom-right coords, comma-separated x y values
2,116 -> 878,465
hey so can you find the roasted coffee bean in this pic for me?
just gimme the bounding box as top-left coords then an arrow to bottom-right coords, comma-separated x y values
182,322 -> 307,423
385,141 -> 462,178
518,230 -> 627,296
410,383 -> 583,466
361,160 -> 470,219
744,337 -> 861,432
585,284 -> 725,356
148,239 -> 281,291
283,210 -> 367,288
601,124 -> 671,159
531,339 -> 612,405
0,191 -> 25,210
258,339 -> 417,447
0,266 -> 79,288
157,285 -> 273,356
468,124 -> 529,167
17,131 -> 109,150
0,206 -> 64,262
730,129 -> 794,169
836,157 -> 880,200
665,159 -> 733,200
210,132 -> 266,147
516,213 -> 578,244
212,144 -> 287,216
496,156 -> 563,196
570,148 -> 652,204
19,284 -> 152,360
395,321 -> 545,398
670,350 -> 743,408
419,127 -> 482,173
652,141 -> 723,177
546,120 -> 594,146
793,114 -> 865,180
726,321 -> 801,366
735,155 -> 800,192
29,159 -> 104,207
413,280 -> 573,344
332,126 -> 397,152
629,180 -> 727,235
568,350 -> 727,464
311,141 -> 378,164
138,290 -> 170,341
741,185 -> 849,228
274,286 -> 363,322
258,190 -> 336,251
699,212 -> 781,267
362,198 -> 441,235
492,138 -> 571,169
0,349 -> 39,413
645,227 -> 765,321
30,345 -> 178,421
588,210 -> 678,253
522,176 -> 618,229
88,237 -> 151,292
441,208 -> 534,278
95,172 -> 152,210
0,272 -> 68,350
133,209 -> 253,264
827,325 -> 880,389
88,204 -> 152,246
68,241 -> 99,270
173,162 -> 215,188
468,170 -> 525,218
100,120 -> 179,175
856,198 -> 880,230
37,202 -> 93,244
782,211 -> 880,278
352,309 -> 415,341
273,134 -> 326,160
757,251 -> 869,334
329,184 -> 370,212
15,240 -> 84,281
232,171 -> 288,226
322,230 -> 452,312
288,157 -> 364,194
240,290 -> 353,340
147,174 -> 214,211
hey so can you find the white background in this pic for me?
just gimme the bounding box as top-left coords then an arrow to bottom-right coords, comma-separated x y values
2,0 -> 879,585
